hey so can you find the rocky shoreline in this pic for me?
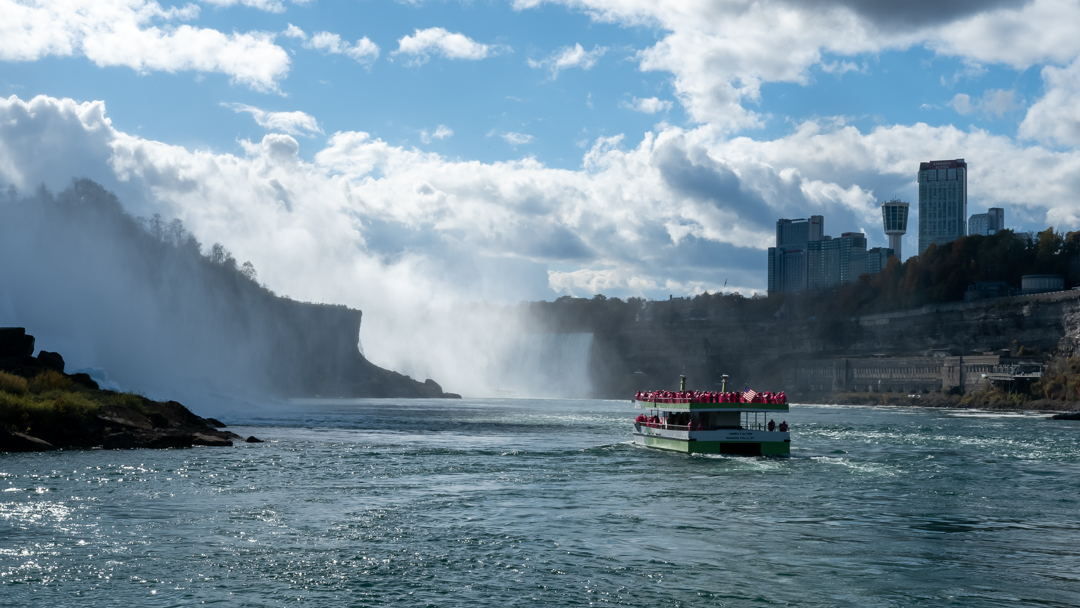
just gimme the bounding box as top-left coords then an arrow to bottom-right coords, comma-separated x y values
1,328 -> 254,453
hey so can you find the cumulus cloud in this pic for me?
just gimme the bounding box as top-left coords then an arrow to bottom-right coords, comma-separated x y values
6,95 -> 1080,386
392,27 -> 497,65
284,26 -> 380,65
527,43 -> 607,78
201,0 -> 312,13
0,0 -> 290,92
420,125 -> 453,144
622,97 -> 673,114
516,0 -> 1080,132
1020,58 -> 1080,147
500,131 -> 534,146
223,103 -> 323,136
282,23 -> 307,39
949,89 -> 1022,118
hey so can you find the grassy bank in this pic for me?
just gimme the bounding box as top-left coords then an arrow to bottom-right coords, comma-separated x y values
0,369 -> 153,434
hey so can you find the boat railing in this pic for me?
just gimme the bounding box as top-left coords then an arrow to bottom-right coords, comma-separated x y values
637,398 -> 786,406
634,422 -> 765,431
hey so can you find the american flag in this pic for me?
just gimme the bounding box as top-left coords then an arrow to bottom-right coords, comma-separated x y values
742,387 -> 758,402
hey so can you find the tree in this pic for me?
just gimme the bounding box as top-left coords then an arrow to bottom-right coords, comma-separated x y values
209,243 -> 227,265
240,261 -> 258,282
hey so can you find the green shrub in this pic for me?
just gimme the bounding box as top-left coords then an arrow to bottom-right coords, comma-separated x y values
100,392 -> 148,415
0,371 -> 28,395
29,369 -> 71,393
0,389 -> 100,433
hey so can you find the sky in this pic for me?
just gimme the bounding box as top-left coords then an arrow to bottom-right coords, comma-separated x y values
3,0 -> 1080,377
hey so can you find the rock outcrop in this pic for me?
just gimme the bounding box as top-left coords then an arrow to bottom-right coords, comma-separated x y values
1,329 -> 241,452
0,328 -> 34,358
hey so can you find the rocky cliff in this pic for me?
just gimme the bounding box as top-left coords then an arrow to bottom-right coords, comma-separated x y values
0,179 -> 458,399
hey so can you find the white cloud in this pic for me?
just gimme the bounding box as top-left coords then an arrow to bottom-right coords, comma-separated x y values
223,103 -> 323,136
392,27 -> 497,65
981,89 -> 1022,117
283,23 -> 307,40
820,60 -> 864,75
527,43 -> 607,78
420,125 -> 453,144
200,0 -> 312,13
949,93 -> 974,115
1020,58 -> 1080,147
927,0 -> 1080,68
949,89 -> 1022,118
0,0 -> 290,92
500,131 -> 534,145
515,0 -> 1080,133
6,95 -> 1080,389
622,97 -> 673,114
301,30 -> 380,65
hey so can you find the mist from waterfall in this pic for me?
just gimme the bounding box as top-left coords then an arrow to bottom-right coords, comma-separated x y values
494,333 -> 594,399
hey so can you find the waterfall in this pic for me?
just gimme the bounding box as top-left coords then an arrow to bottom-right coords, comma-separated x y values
495,333 -> 594,398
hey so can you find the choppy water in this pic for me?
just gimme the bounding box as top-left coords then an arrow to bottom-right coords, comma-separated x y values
2,400 -> 1079,607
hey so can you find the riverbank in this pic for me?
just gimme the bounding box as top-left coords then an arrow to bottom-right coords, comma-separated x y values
796,390 -> 1080,413
1,328 -> 242,452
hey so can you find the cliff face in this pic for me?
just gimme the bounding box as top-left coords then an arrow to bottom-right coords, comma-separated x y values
263,303 -> 455,398
587,291 -> 1080,398
0,179 -> 456,399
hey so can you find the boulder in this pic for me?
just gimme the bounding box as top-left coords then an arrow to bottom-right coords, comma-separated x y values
69,372 -> 99,390
0,328 -> 35,358
36,350 -> 64,372
98,405 -> 153,430
244,435 -> 264,443
193,433 -> 233,447
0,431 -> 57,452
1050,411 -> 1080,420
146,433 -> 195,449
102,431 -> 138,450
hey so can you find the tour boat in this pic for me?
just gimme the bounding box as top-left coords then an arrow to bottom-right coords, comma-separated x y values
632,377 -> 791,456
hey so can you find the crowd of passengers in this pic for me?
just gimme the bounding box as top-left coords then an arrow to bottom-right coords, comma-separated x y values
634,390 -> 787,404
634,414 -> 789,432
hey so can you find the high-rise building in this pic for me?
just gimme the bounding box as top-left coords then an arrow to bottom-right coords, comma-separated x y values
881,199 -> 909,260
768,215 -> 824,294
867,247 -> 894,276
807,232 -> 867,290
968,207 -> 1005,236
918,159 -> 967,254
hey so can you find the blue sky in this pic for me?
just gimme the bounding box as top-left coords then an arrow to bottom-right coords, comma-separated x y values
3,0 -> 1080,322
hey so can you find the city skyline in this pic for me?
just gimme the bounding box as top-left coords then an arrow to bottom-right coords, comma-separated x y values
2,1 -> 1080,310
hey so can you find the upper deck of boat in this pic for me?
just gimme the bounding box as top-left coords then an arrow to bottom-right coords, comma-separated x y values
634,399 -> 789,413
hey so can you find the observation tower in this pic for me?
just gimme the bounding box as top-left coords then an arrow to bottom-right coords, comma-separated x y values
881,199 -> 909,261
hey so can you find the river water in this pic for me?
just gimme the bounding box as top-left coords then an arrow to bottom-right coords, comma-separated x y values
2,400 -> 1078,607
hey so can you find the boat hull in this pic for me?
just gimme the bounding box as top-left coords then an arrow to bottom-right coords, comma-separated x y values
632,426 -> 790,456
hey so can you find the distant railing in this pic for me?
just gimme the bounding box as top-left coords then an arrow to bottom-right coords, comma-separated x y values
985,363 -> 1044,381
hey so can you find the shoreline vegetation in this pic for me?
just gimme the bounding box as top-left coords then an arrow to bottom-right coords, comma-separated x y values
796,356 -> 1080,416
796,390 -> 1080,416
1,328 -> 249,453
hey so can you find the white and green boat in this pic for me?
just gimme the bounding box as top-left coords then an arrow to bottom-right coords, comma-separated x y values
632,377 -> 791,456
